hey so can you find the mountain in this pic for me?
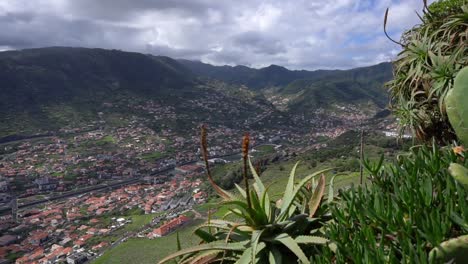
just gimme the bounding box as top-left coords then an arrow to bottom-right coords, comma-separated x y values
0,47 -> 282,138
178,59 -> 339,90
0,47 -> 194,112
0,47 -> 393,138
278,62 -> 393,114
179,59 -> 393,114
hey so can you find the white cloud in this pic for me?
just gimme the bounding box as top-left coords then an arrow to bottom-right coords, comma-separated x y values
0,0 -> 434,69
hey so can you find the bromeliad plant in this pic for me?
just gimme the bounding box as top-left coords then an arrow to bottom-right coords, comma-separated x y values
158,126 -> 335,264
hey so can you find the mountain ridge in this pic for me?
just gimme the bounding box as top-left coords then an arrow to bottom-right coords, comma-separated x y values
0,47 -> 393,138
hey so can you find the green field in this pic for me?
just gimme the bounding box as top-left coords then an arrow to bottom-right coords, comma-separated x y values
141,151 -> 165,161
92,219 -> 204,264
255,160 -> 360,200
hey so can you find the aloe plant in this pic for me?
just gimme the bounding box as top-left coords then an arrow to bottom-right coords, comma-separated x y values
446,67 -> 468,145
158,126 -> 335,264
385,1 -> 467,142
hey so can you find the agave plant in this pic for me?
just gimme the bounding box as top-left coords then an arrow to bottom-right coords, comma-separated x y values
385,0 -> 467,143
158,126 -> 335,264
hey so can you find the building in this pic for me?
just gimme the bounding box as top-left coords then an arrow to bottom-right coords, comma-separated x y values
0,234 -> 17,246
149,215 -> 190,237
34,177 -> 58,191
174,165 -> 204,175
0,193 -> 11,204
66,252 -> 88,264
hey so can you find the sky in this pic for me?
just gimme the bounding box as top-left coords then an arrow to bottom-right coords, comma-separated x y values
0,0 -> 432,70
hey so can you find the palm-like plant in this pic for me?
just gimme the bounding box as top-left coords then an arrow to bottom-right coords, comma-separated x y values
158,126 -> 336,264
385,0 -> 467,143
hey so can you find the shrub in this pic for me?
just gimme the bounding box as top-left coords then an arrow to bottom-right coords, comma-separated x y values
321,144 -> 468,263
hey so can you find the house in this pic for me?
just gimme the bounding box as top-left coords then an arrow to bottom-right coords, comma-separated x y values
29,231 -> 49,246
0,235 -> 17,246
0,181 -> 8,192
193,191 -> 207,203
149,215 -> 190,237
0,193 -> 11,204
66,252 -> 88,264
34,177 -> 58,191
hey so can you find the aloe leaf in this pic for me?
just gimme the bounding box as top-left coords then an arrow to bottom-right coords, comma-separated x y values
194,228 -> 217,243
235,183 -> 247,199
278,168 -> 331,221
309,174 -> 326,217
249,157 -> 265,194
158,241 -> 248,264
295,235 -> 328,244
234,246 -> 252,264
283,162 -> 300,204
327,175 -> 337,204
179,250 -> 223,264
273,233 -> 309,264
251,230 -> 265,263
268,246 -> 283,264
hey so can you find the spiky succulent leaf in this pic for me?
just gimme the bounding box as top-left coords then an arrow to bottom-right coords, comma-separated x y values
273,233 -> 309,263
294,235 -> 328,244
327,175 -> 337,204
308,174 -> 326,217
278,168 -> 331,221
158,241 -> 248,264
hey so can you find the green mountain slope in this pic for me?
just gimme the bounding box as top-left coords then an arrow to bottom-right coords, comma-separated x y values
282,63 -> 393,113
0,47 -> 281,138
179,59 -> 393,114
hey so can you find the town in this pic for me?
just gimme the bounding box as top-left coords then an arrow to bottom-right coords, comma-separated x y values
0,163 -> 208,263
0,96 -> 399,263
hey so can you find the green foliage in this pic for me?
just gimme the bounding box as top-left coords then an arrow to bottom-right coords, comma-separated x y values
448,162 -> 468,189
445,67 -> 468,145
427,0 -> 466,22
159,159 -> 335,263
386,1 -> 468,142
429,153 -> 468,263
323,144 -> 468,263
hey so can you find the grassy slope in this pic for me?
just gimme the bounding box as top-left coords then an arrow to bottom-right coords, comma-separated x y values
92,219 -> 204,264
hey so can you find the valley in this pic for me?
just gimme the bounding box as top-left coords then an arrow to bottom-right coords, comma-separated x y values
0,47 -> 402,263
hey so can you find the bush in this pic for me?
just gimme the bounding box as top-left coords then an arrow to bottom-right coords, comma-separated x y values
322,145 -> 468,262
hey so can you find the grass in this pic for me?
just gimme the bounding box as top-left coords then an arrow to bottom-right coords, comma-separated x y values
257,160 -> 361,200
141,151 -> 165,161
255,145 -> 275,154
92,219 -> 204,264
95,135 -> 116,146
123,213 -> 160,232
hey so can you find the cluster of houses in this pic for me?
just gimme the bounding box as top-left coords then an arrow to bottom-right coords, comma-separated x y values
0,162 -> 208,263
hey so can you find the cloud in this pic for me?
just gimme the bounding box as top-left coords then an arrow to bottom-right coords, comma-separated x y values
0,0 -> 433,70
